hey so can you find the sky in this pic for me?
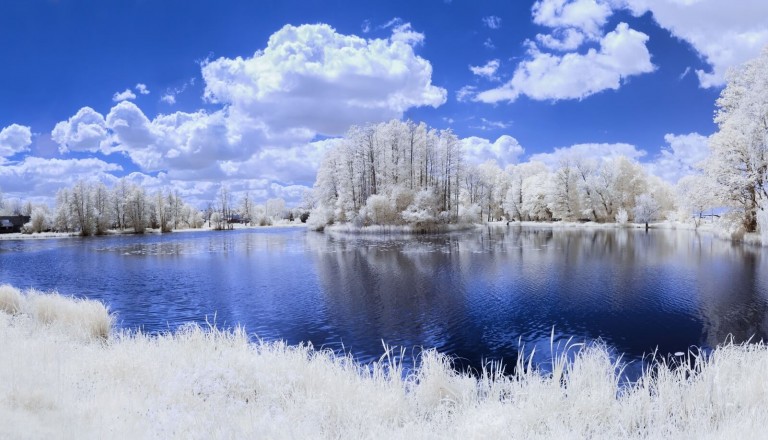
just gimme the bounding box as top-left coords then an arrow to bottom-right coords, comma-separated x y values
1,0 -> 767,206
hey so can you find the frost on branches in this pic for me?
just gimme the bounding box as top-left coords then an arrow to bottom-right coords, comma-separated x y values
309,120 -> 676,230
706,47 -> 768,233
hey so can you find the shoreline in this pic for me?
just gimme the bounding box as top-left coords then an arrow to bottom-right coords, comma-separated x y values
3,218 -> 765,249
1,285 -> 767,439
0,221 -> 308,241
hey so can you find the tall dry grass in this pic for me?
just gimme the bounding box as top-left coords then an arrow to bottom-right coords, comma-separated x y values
1,285 -> 767,439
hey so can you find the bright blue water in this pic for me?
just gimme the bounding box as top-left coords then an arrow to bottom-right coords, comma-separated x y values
2,226 -> 767,374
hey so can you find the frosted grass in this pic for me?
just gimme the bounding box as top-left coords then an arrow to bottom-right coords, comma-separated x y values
1,285 -> 767,439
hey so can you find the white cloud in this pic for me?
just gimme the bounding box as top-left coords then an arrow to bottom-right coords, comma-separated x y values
469,59 -> 500,80
102,101 -> 257,174
112,89 -> 137,102
532,0 -> 612,39
624,0 -> 768,87
51,107 -> 109,153
135,83 -> 150,95
456,85 -> 477,102
529,142 -> 646,168
475,23 -> 654,103
0,124 -> 32,158
215,138 -> 341,186
484,38 -> 496,50
15,23 -> 448,206
536,28 -> 587,51
462,135 -> 525,166
646,132 -> 709,182
201,23 -> 446,137
469,118 -> 511,131
161,78 -> 195,105
483,16 -> 502,29
0,156 -> 121,196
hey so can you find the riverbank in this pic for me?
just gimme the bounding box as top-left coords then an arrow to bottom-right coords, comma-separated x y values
0,221 -> 308,241
1,285 -> 766,439
324,222 -> 479,235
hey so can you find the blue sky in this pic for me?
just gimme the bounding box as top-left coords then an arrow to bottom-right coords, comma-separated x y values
1,0 -> 766,205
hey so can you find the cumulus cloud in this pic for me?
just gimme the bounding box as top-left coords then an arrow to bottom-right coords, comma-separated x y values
0,156 -> 121,195
135,83 -> 150,95
646,132 -> 709,182
624,0 -> 768,87
103,101 -> 256,174
0,124 -> 32,158
535,28 -> 587,51
201,23 -> 446,137
529,142 -> 646,168
112,89 -> 137,102
483,16 -> 502,29
51,107 -> 109,153
532,0 -> 612,39
462,135 -> 525,166
469,59 -> 500,80
475,23 -> 654,103
19,23 -> 448,205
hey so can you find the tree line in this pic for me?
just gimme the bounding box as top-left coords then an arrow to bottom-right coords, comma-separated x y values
309,120 -> 675,230
309,47 -> 768,236
1,180 -> 306,236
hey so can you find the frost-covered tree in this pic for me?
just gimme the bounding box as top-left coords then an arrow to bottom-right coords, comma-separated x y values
240,192 -> 253,226
549,159 -> 580,221
706,47 -> 768,232
634,193 -> 660,230
28,206 -> 52,233
266,198 -> 286,221
676,175 -> 714,226
311,120 -> 464,228
126,186 -> 148,234
504,161 -> 548,221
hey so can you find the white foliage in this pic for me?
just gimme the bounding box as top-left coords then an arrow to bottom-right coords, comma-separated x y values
634,193 -> 660,225
615,208 -> 628,225
758,208 -> 768,246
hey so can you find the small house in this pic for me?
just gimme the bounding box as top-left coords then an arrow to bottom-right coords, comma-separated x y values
0,216 -> 31,234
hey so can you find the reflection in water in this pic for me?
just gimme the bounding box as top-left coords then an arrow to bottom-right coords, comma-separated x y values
307,226 -> 768,371
1,226 -> 768,375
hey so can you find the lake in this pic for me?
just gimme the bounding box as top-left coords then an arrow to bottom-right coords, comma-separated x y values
2,226 -> 767,374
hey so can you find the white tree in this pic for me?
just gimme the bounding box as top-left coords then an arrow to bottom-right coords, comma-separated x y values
706,47 -> 768,232
676,174 -> 718,227
634,193 -> 660,230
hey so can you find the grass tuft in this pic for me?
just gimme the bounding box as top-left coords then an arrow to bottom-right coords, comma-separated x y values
1,286 -> 767,439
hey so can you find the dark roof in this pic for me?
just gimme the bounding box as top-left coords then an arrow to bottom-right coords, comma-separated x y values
0,216 -> 30,227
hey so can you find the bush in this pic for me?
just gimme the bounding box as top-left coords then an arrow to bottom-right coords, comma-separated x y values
401,189 -> 438,225
364,194 -> 398,225
615,208 -> 629,225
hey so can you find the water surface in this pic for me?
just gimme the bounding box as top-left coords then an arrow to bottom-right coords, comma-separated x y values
2,226 -> 767,373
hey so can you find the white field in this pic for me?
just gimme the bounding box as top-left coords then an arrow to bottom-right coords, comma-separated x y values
1,285 -> 767,439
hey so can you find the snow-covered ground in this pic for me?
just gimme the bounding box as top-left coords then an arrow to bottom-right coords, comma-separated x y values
0,231 -> 77,241
0,222 -> 308,241
1,285 -> 767,439
325,222 -> 479,235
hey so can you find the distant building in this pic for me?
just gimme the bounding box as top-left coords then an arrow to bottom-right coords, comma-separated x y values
0,215 -> 30,234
